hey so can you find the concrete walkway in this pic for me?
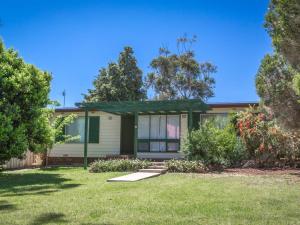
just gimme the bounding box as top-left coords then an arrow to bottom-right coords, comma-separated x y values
107,162 -> 168,182
107,172 -> 160,182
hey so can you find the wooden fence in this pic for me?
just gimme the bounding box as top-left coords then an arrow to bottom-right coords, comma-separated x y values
3,151 -> 43,169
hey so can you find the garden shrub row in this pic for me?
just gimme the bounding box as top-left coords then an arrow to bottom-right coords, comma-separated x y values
166,159 -> 206,173
89,159 -> 151,172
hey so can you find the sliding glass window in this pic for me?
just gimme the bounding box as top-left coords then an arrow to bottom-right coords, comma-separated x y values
137,115 -> 180,153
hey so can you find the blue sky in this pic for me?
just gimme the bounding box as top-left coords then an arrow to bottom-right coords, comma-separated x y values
0,0 -> 272,106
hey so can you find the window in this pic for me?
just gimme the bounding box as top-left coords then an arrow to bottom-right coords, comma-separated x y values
150,115 -> 166,139
65,117 -> 85,143
137,115 -> 180,152
65,116 -> 100,143
138,116 -> 150,139
150,141 -> 166,152
167,115 -> 180,139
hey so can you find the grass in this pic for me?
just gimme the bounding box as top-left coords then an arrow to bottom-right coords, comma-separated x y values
1,168 -> 300,225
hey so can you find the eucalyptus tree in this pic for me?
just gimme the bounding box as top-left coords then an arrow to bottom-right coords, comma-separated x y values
147,35 -> 217,100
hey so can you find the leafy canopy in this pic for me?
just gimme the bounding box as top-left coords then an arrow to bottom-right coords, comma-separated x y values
147,35 -> 217,100
265,0 -> 300,94
256,54 -> 300,130
84,46 -> 146,102
0,40 -> 52,164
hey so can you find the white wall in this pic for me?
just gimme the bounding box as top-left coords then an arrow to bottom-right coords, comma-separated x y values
49,111 -> 121,157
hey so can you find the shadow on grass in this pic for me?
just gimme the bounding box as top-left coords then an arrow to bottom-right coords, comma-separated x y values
0,173 -> 81,196
30,213 -> 68,225
0,200 -> 17,211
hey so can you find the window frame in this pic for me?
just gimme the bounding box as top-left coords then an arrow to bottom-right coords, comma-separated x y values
64,116 -> 100,144
137,114 -> 181,153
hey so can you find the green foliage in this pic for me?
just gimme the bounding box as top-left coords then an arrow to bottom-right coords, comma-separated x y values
84,46 -> 146,102
165,159 -> 206,173
265,0 -> 300,72
52,113 -> 78,144
255,54 -> 300,130
233,107 -> 300,166
183,120 -> 246,168
89,159 -> 151,172
293,73 -> 300,97
147,35 -> 217,100
0,40 -> 52,164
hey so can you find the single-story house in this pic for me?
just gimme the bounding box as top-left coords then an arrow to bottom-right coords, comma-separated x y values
49,99 -> 258,167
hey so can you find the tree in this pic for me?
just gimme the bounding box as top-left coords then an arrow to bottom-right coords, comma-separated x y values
146,35 -> 217,100
255,54 -> 300,130
0,40 -> 52,165
84,46 -> 146,102
45,103 -> 78,166
265,0 -> 300,94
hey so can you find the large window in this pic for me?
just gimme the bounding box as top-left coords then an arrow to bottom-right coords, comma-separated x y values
65,116 -> 100,143
138,115 -> 180,152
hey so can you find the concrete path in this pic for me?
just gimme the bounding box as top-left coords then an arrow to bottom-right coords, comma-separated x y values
107,172 -> 160,182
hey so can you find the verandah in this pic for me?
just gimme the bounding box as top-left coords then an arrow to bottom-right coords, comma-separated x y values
75,99 -> 208,169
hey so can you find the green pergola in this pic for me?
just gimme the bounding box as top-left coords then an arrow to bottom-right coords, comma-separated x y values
75,99 -> 208,169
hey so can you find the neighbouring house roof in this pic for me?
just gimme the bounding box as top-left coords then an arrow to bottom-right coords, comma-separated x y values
55,101 -> 259,113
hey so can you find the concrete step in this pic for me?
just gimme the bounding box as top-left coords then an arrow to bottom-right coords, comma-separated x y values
139,168 -> 167,174
148,166 -> 167,169
151,162 -> 166,166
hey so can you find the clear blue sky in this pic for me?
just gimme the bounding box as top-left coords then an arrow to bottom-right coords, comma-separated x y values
0,0 -> 272,106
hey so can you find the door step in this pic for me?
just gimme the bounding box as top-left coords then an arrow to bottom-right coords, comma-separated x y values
147,166 -> 167,169
151,162 -> 166,166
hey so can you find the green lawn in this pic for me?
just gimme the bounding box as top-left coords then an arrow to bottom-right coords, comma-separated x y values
1,168 -> 300,225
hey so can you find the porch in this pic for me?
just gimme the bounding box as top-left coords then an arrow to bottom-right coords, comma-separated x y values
75,99 -> 208,169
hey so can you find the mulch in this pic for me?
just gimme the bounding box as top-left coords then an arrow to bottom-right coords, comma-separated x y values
223,168 -> 300,176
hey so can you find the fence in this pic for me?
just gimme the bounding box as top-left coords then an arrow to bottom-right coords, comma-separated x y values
3,151 -> 44,169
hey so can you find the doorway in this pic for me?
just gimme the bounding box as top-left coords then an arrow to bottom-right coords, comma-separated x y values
120,115 -> 134,155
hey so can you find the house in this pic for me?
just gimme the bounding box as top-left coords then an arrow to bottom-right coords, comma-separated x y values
49,99 -> 258,167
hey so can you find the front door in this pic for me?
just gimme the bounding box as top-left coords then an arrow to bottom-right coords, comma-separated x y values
120,115 -> 134,155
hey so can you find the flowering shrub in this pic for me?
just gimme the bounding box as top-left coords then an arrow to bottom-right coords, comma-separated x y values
232,107 -> 300,166
89,159 -> 151,172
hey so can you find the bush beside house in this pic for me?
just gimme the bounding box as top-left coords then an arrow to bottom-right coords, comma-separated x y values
166,160 -> 206,173
183,119 -> 247,169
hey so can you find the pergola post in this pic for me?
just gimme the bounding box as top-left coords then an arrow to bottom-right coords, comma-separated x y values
84,109 -> 88,170
188,108 -> 193,132
134,111 -> 138,158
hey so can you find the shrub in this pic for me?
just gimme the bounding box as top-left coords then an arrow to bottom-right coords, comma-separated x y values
89,159 -> 151,173
166,159 -> 206,173
183,120 -> 246,168
233,107 -> 300,167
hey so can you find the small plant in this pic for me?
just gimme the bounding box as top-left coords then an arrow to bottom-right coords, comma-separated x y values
89,159 -> 151,172
166,159 -> 206,173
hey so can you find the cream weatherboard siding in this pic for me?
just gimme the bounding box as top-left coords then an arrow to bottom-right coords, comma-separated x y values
136,113 -> 187,159
49,111 -> 121,158
207,107 -> 248,114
